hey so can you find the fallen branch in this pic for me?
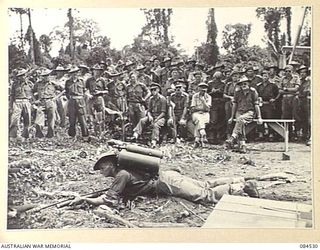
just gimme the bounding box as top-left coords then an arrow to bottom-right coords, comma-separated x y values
93,207 -> 137,228
178,201 -> 205,222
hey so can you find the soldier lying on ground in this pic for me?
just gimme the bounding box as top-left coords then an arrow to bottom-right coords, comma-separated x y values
69,142 -> 259,207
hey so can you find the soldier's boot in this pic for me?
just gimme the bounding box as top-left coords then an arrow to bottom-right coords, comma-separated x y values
9,126 -> 18,138
46,127 -> 54,138
306,138 -> 311,146
194,137 -> 200,148
225,136 -> 236,149
238,140 -> 247,154
151,140 -> 157,149
35,125 -> 44,138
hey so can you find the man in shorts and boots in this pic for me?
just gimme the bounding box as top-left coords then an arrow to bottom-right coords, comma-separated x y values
225,76 -> 263,153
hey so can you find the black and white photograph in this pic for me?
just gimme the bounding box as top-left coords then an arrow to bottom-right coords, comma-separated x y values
6,6 -> 313,230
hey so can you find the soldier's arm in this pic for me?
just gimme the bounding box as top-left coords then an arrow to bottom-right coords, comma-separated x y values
253,91 -> 262,119
142,84 -> 151,101
285,77 -> 300,92
181,95 -> 189,119
231,92 -> 239,119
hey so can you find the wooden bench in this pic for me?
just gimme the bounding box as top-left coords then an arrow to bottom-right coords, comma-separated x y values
234,119 -> 295,152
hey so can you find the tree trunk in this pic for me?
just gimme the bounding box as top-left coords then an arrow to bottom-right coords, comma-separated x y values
27,9 -> 35,64
286,7 -> 292,45
19,13 -> 24,50
162,9 -> 169,47
68,8 -> 75,60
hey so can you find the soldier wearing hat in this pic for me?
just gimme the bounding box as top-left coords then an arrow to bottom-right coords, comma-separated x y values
188,70 -> 203,95
78,64 -> 92,83
133,83 -> 167,148
65,66 -> 89,139
207,71 -> 227,144
277,64 -> 301,140
85,64 -> 109,137
296,65 -> 311,145
136,64 -> 152,87
68,146 -> 259,208
184,58 -> 196,81
115,60 -> 125,73
245,66 -> 262,90
190,82 -> 212,147
151,57 -> 162,83
256,70 -> 279,140
9,68 -> 34,139
223,70 -> 240,138
266,64 -> 282,120
159,57 -> 172,90
52,65 -> 69,128
167,79 -> 189,142
164,67 -> 181,96
126,72 -> 150,128
225,76 -> 262,153
32,68 -> 63,138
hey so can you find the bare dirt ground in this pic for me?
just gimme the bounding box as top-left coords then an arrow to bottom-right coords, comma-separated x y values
7,128 -> 312,229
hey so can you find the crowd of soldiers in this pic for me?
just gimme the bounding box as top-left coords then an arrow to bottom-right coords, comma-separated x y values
8,55 -> 311,151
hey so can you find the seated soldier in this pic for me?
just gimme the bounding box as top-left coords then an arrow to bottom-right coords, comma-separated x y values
225,76 -> 263,153
190,82 -> 212,148
69,150 -> 259,207
132,83 -> 167,148
167,80 -> 189,142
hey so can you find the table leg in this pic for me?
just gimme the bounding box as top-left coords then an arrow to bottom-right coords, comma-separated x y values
284,122 -> 289,152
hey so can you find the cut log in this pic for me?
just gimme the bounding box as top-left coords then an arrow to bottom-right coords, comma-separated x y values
93,208 -> 137,228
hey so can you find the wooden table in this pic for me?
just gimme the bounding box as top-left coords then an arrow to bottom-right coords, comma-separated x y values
202,195 -> 312,228
243,119 -> 295,152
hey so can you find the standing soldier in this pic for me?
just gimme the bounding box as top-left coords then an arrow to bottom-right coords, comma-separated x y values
65,66 -> 89,140
190,82 -> 212,148
33,69 -> 62,138
159,57 -> 172,89
78,64 -> 91,83
122,60 -> 136,83
278,65 -> 301,140
168,80 -> 189,142
132,83 -> 167,148
86,64 -> 108,137
9,69 -> 34,139
257,70 -> 279,140
267,65 -> 282,120
165,67 -> 181,94
245,66 -> 262,90
52,65 -> 68,128
126,72 -> 150,128
207,71 -> 226,144
185,58 -> 196,82
296,65 -> 311,145
136,65 -> 152,87
151,57 -> 162,83
224,70 -> 240,138
225,77 -> 263,153
188,71 -> 203,96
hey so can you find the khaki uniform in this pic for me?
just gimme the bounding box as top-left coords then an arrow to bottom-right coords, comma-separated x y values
9,79 -> 34,138
65,77 -> 89,137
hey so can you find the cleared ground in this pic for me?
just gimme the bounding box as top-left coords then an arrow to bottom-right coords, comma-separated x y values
7,130 -> 312,229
